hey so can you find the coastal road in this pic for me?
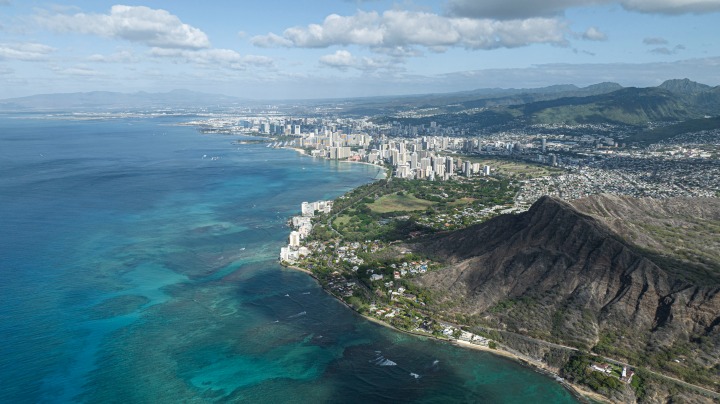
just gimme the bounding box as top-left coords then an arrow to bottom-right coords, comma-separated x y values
457,323 -> 720,400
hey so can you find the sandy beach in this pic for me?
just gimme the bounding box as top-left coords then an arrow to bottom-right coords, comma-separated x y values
283,146 -> 386,172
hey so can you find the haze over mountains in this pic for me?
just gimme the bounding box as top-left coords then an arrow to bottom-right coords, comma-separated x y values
2,79 -> 719,128
0,89 -> 246,111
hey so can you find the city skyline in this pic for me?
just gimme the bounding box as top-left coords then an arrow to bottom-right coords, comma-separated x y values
1,0 -> 719,99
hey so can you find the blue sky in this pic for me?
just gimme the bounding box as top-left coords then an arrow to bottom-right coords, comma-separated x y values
1,0 -> 719,99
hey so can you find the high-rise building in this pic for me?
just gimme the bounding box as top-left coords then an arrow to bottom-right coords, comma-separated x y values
289,231 -> 301,247
338,147 -> 351,160
434,157 -> 445,177
301,202 -> 314,217
409,152 -> 418,170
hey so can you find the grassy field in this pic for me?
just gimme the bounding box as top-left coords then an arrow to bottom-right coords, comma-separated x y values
457,156 -> 562,179
334,215 -> 352,227
368,193 -> 436,213
450,197 -> 476,206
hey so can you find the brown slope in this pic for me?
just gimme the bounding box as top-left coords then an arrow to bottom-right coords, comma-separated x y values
413,196 -> 720,378
571,194 -> 720,282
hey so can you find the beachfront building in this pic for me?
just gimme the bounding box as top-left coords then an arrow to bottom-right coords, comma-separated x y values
281,201 -> 334,263
289,231 -> 301,247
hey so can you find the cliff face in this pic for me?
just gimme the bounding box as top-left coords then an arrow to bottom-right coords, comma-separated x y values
414,196 -> 720,382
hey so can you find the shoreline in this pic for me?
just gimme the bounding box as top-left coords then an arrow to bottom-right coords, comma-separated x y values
281,263 -> 604,403
283,146 -> 387,173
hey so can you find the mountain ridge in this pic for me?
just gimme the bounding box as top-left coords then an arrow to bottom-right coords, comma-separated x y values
411,195 -> 720,392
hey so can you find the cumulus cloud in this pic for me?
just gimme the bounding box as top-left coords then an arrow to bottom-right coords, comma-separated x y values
446,0 -> 720,18
319,49 -> 393,71
319,50 -> 355,69
0,42 -> 54,61
582,26 -> 607,40
252,10 -> 568,51
643,37 -> 668,45
36,5 -> 210,49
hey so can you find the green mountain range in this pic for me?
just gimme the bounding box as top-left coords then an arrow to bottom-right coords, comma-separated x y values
373,79 -> 720,131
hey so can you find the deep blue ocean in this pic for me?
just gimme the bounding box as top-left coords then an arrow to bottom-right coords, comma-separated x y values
0,114 -> 578,403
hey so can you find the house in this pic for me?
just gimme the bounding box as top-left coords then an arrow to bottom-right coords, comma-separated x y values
591,363 -> 613,374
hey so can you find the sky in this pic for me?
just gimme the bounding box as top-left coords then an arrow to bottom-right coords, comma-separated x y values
1,0 -> 719,99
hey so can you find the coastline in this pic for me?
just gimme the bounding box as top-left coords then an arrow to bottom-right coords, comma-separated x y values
285,146 -> 307,156
283,146 -> 386,173
277,150 -> 605,403
454,340 -> 611,403
281,263 -> 603,403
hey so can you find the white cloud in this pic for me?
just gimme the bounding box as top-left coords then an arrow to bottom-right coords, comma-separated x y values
36,5 -> 210,49
241,54 -> 275,66
373,46 -> 424,58
253,10 -> 568,51
319,50 -> 355,69
582,26 -> 607,40
319,49 -> 394,71
446,0 -> 720,17
87,50 -> 138,63
150,48 -> 273,69
251,32 -> 293,48
282,11 -> 385,47
50,65 -> 102,77
0,42 -> 54,61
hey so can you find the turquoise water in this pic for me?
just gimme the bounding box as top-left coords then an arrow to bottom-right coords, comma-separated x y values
0,115 -> 578,403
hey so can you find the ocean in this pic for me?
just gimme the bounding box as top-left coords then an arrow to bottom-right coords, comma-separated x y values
0,114 -> 578,403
